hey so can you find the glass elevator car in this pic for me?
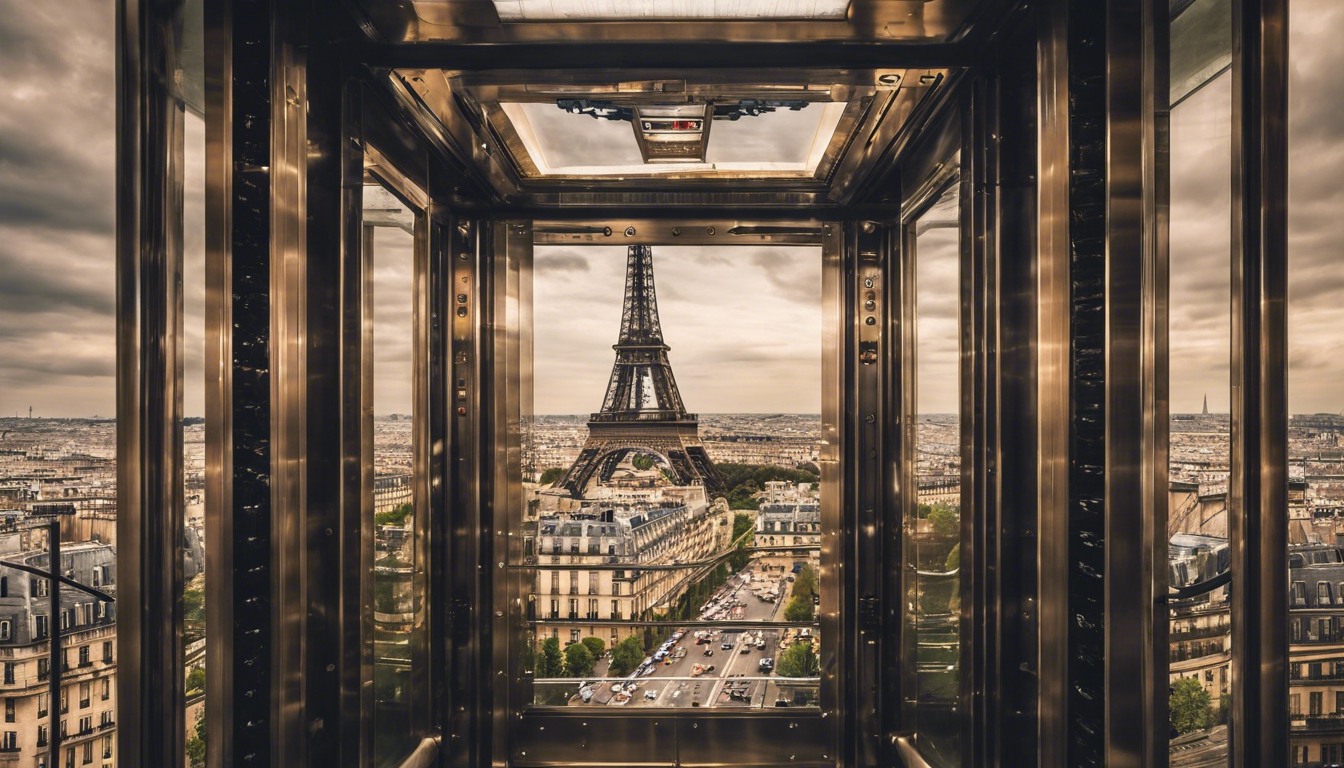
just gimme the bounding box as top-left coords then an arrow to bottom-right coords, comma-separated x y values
113,0 -> 1299,766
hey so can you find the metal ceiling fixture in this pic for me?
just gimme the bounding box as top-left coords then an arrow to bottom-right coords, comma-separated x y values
557,98 -> 809,163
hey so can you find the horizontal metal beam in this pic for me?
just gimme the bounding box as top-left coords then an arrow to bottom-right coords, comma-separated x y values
525,619 -> 818,628
360,41 -> 977,72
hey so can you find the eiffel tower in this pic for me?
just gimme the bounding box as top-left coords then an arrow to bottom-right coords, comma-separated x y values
558,245 -> 725,499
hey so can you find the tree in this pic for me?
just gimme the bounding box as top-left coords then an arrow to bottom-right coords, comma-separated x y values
608,635 -> 645,676
538,637 -> 563,678
792,564 -> 818,600
580,636 -> 606,660
631,454 -> 655,470
564,642 -> 595,678
927,503 -> 960,539
186,709 -> 207,767
944,543 -> 960,572
1169,677 -> 1213,735
186,666 -> 206,695
784,595 -> 814,622
375,502 -> 414,527
796,461 -> 820,475
777,641 -> 819,678
728,512 -> 756,571
539,467 -> 566,486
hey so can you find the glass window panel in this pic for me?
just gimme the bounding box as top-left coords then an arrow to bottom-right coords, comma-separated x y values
1166,0 -> 1232,759
1288,0 -> 1344,761
366,182 -> 418,766
0,3 -> 123,765
523,244 -> 822,710
906,180 -> 962,766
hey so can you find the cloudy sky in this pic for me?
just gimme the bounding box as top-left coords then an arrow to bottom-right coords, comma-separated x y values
0,0 -> 1340,418
533,244 -> 820,415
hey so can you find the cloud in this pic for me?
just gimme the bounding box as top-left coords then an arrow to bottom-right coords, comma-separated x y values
535,252 -> 590,275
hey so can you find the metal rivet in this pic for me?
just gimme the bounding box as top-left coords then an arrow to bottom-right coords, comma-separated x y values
671,227 -> 681,236
865,316 -> 876,326
706,226 -> 716,235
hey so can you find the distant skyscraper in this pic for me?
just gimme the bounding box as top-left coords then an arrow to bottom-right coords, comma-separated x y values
1203,394 -> 1209,416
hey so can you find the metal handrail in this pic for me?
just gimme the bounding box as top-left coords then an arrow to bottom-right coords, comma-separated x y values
1165,569 -> 1232,602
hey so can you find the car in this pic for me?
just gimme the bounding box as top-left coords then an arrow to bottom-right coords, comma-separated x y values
759,657 -> 774,671
721,642 -> 733,650
644,690 -> 658,700
671,690 -> 681,698
740,644 -> 750,654
756,641 -> 767,651
703,648 -> 714,657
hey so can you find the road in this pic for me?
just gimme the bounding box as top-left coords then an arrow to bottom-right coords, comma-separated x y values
618,566 -> 797,709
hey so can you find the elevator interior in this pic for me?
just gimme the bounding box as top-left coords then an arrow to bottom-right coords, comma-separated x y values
115,0 -> 1291,766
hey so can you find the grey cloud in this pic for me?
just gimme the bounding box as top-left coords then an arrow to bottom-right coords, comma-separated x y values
535,253 -> 590,275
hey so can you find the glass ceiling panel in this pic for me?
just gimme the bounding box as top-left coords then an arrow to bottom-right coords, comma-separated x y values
490,0 -> 852,21
502,100 -> 847,176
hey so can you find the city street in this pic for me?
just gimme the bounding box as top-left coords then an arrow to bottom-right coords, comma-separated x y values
571,564 -> 817,709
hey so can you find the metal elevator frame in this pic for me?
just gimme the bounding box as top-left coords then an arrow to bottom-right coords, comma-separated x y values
111,0 -> 1293,766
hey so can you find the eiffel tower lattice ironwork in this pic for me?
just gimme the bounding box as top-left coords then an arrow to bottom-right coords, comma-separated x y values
558,245 -> 725,499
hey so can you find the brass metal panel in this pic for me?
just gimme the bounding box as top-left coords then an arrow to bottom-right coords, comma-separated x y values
676,714 -> 832,766
1034,0 -> 1070,764
511,713 -> 676,766
365,0 -> 990,43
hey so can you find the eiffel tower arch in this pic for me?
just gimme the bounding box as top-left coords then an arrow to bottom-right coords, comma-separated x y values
558,245 -> 725,499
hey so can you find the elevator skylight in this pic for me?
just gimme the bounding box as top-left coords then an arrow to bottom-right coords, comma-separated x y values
500,100 -> 847,177
490,0 -> 852,21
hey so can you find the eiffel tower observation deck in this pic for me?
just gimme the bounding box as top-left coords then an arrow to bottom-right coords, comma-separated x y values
558,245 -> 725,499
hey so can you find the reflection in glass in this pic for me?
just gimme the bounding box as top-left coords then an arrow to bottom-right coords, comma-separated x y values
1166,0 -> 1233,759
183,107 -> 208,766
367,184 -> 417,766
523,245 -> 822,709
907,182 -> 961,766
1287,3 -> 1344,765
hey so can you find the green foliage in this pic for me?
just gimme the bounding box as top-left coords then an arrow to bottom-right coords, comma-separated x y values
538,637 -> 563,678
717,463 -> 820,510
792,564 -> 818,600
580,636 -> 606,660
796,461 -> 820,475
927,503 -> 960,539
777,640 -> 820,678
945,543 -> 960,572
631,454 -> 655,470
608,635 -> 645,677
375,502 -> 414,527
783,595 -> 814,622
184,586 -> 206,623
564,642 -> 596,677
729,512 -> 755,571
539,467 -> 566,486
186,709 -> 207,767
186,666 -> 206,695
1169,677 -> 1213,735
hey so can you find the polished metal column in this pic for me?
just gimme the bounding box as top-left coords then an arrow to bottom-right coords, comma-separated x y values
116,0 -> 186,765
1228,0 -> 1289,764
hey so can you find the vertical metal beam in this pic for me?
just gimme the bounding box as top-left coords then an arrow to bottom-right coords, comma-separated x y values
1035,1 -> 1072,763
117,0 -> 186,765
48,522 -> 62,767
203,0 -> 234,762
1228,0 -> 1289,764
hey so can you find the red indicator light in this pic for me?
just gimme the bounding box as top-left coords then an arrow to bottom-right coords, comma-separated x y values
670,120 -> 700,130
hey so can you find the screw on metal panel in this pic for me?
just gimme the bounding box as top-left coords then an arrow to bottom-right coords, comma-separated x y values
862,221 -> 876,233
671,227 -> 681,236
865,414 -> 876,424
603,226 -> 613,236
865,316 -> 876,326
624,226 -> 636,237
706,226 -> 715,235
